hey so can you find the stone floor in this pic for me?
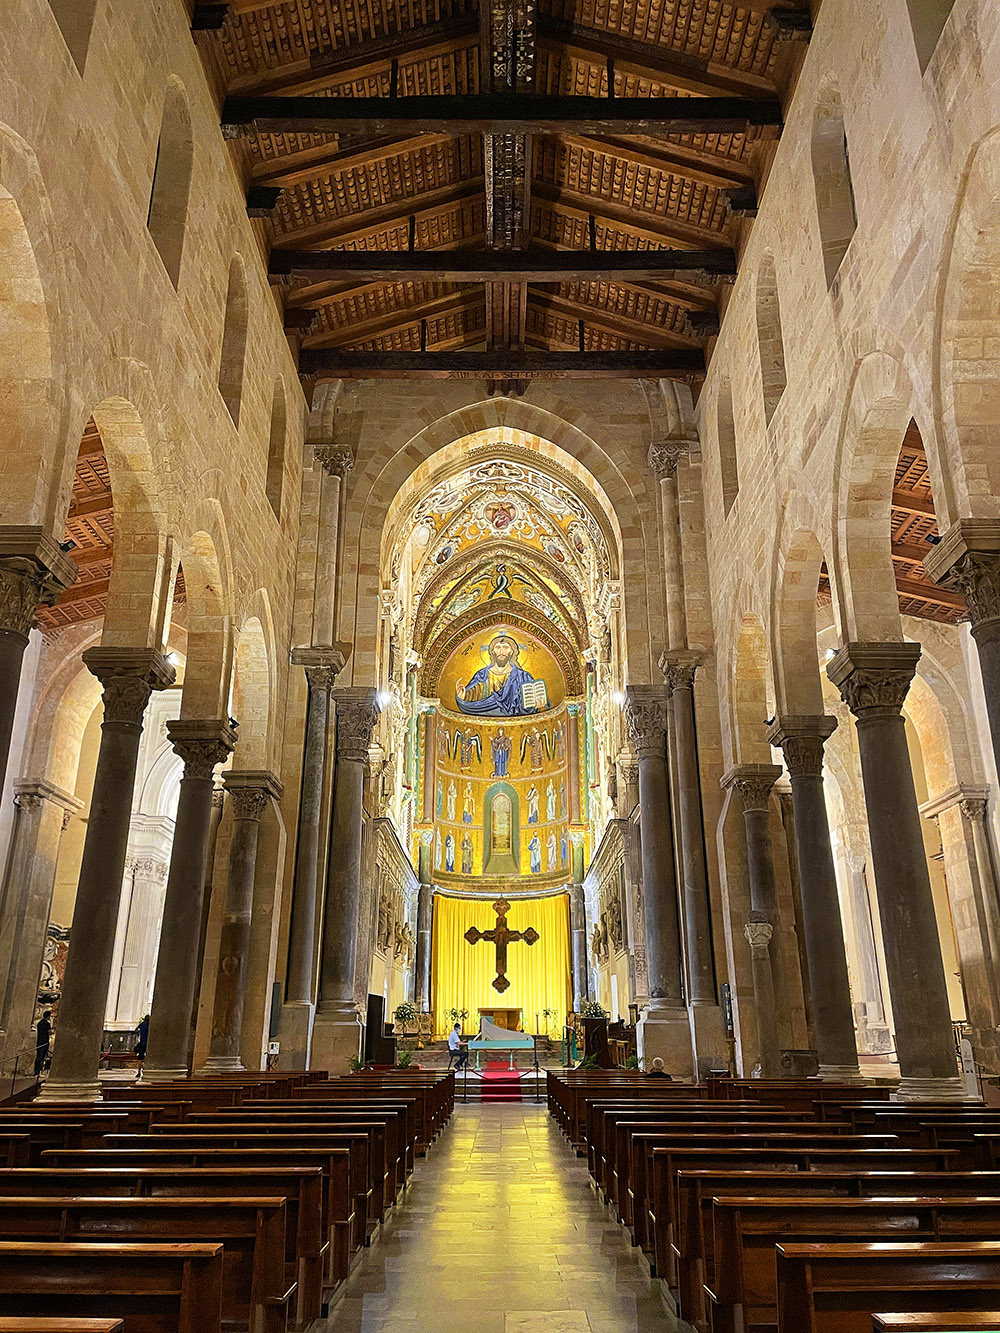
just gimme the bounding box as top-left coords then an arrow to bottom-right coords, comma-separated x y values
322,1101 -> 684,1332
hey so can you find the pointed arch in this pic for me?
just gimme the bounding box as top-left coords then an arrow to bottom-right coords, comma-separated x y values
905,0 -> 956,72
265,378 -> 286,519
147,79 -> 193,290
717,379 -> 739,516
218,255 -> 249,427
755,253 -> 787,425
47,0 -> 99,74
811,87 -> 858,289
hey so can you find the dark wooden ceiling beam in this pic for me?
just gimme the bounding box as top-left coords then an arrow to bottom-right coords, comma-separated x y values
891,488 -> 937,518
894,576 -> 964,611
297,347 -> 705,377
67,492 -> 114,521
891,539 -> 940,565
222,92 -> 783,136
273,178 -> 484,249
535,17 -> 777,99
271,246 -> 736,282
53,577 -> 112,609
532,179 -> 727,249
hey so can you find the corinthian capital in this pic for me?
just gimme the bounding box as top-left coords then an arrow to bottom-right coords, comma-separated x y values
334,687 -> 381,762
0,526 -> 78,637
82,647 -> 175,727
622,685 -> 669,758
766,715 -> 837,780
223,769 -> 282,821
744,911 -> 774,952
647,440 -> 690,480
660,649 -> 701,693
826,642 -> 920,719
721,763 -> 783,812
314,445 -> 354,479
167,718 -> 238,779
291,644 -> 347,691
923,519 -> 1000,626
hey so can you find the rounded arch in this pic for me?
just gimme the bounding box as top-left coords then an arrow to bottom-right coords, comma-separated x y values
936,125 -> 1000,521
218,254 -> 249,427
146,77 -> 193,289
338,398 -> 660,686
176,501 -> 234,719
755,252 -> 787,425
771,488 -> 831,716
230,594 -> 276,771
731,610 -> 774,765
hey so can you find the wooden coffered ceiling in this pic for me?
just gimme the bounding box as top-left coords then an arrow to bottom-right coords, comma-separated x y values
193,0 -> 814,387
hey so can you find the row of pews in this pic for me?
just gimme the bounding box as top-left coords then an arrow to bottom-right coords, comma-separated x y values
0,1067 -> 454,1331
547,1069 -> 1000,1332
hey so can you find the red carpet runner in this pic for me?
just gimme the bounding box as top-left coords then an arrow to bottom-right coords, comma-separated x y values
480,1061 -> 523,1102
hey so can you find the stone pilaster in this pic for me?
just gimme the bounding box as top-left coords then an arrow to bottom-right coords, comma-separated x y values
414,830 -> 434,1013
279,646 -> 346,1068
311,687 -> 380,1073
202,770 -> 282,1072
767,716 -> 863,1081
925,521 -> 1000,781
311,447 -> 353,646
40,647 -> 175,1100
648,440 -> 692,649
0,528 -> 77,795
623,685 -> 691,1075
744,912 -> 781,1077
827,642 -> 965,1100
570,881 -> 588,1011
143,719 -> 237,1081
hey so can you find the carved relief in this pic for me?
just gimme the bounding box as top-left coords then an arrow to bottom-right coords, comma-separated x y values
314,445 -> 354,478
335,694 -> 380,763
940,551 -> 1000,625
622,690 -> 668,758
228,786 -> 270,822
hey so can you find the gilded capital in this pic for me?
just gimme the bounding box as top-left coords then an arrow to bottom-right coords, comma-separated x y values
623,685 -> 669,758
826,642 -> 920,719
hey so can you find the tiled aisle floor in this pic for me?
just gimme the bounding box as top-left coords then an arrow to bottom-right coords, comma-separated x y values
323,1101 -> 684,1333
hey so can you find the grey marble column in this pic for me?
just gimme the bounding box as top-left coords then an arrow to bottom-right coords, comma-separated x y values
721,764 -> 785,1078
40,647 -> 175,1100
201,770 -> 282,1072
311,688 -> 380,1072
285,648 -> 344,1007
768,716 -> 862,1081
0,529 -> 76,796
143,719 -> 236,1081
961,795 -> 1000,1003
188,786 -> 225,1065
570,881 -> 588,1010
414,877 -> 433,1014
827,642 -> 964,1099
926,522 -> 1000,782
310,448 -> 353,647
648,441 -> 689,648
661,651 -> 715,1004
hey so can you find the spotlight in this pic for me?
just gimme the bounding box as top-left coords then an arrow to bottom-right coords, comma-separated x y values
166,651 -> 180,667
60,539 -> 77,552
926,533 -> 941,545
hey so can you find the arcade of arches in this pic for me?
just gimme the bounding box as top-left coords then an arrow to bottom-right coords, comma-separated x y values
6,0 -> 1000,1114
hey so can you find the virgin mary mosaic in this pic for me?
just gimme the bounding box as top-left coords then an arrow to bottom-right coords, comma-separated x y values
455,633 -> 548,716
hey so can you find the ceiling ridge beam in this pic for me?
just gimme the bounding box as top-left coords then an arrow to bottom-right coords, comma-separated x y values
298,348 -> 705,377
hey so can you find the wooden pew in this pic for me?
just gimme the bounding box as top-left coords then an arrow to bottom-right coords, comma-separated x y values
0,1241 -> 224,1333
0,1321 -> 124,1331
43,1144 -> 356,1286
0,1165 -> 326,1327
709,1195 -> 1000,1333
777,1242 -> 1000,1333
0,1196 -> 292,1333
873,1317 -> 1000,1330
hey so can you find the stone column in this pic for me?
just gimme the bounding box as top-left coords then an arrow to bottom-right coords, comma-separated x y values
414,830 -> 433,1013
648,441 -> 689,648
188,786 -> 225,1065
960,795 -> 1000,996
310,448 -> 353,647
200,770 -> 282,1072
570,881 -> 588,1010
0,529 -> 76,795
744,912 -> 781,1077
142,719 -> 237,1081
926,522 -> 1000,781
623,685 -> 691,1073
420,707 -> 436,823
827,643 -> 964,1100
721,764 -> 786,1078
40,648 -> 175,1100
567,703 -> 582,824
279,648 -> 345,1067
311,687 -> 380,1073
0,782 -> 81,1063
767,716 -> 863,1081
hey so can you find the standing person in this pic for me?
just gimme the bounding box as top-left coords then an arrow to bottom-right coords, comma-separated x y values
33,1010 -> 52,1077
134,1013 -> 150,1070
448,1022 -> 469,1070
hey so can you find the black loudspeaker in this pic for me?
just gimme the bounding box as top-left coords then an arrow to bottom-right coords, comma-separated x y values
269,981 -> 283,1039
364,994 -> 384,1064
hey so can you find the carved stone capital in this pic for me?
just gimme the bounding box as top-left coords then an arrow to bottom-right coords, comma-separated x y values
0,526 -> 78,638
721,763 -> 783,812
744,911 -> 774,952
314,445 -> 354,479
291,644 -> 347,692
13,778 -> 82,818
223,769 -> 282,821
333,687 -> 381,762
960,797 -> 988,824
623,685 -> 669,758
83,647 -> 175,727
648,439 -> 692,481
659,649 -> 702,693
167,718 -> 238,780
766,714 -> 837,780
826,642 -> 920,718
923,520 -> 1000,627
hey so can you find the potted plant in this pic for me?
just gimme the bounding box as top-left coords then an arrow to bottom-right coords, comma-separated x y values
581,1000 -> 609,1019
393,1001 -> 419,1069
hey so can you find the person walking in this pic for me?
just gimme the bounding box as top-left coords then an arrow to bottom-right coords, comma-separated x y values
34,1011 -> 52,1077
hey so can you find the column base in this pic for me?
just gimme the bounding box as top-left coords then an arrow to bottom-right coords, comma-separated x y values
636,1003 -> 694,1079
688,1003 -> 728,1081
816,1062 -> 867,1084
310,1002 -> 363,1075
141,1065 -> 190,1083
199,1055 -> 246,1073
275,1001 -> 315,1071
894,1074 -> 970,1103
36,1079 -> 102,1103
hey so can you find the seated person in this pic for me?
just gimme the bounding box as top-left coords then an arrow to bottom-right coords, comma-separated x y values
448,1022 -> 469,1070
645,1056 -> 672,1079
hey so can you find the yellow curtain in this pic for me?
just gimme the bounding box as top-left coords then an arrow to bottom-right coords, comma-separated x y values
432,892 -> 571,1036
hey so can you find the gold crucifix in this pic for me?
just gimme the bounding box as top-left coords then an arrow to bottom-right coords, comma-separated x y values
464,897 -> 539,993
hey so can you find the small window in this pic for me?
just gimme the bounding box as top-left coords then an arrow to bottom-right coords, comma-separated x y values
218,256 -> 249,427
906,0 -> 956,72
811,91 -> 858,288
147,80 -> 194,289
755,254 -> 787,425
265,378 -> 286,518
717,380 -> 739,517
47,0 -> 98,74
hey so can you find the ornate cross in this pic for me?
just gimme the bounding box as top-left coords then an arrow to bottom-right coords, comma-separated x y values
465,897 -> 539,993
